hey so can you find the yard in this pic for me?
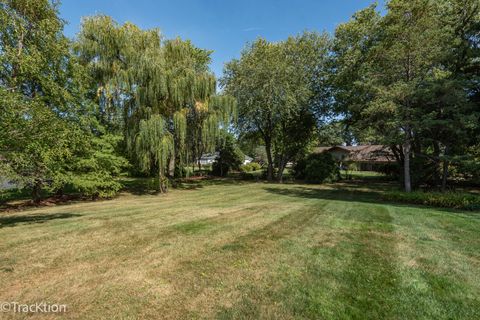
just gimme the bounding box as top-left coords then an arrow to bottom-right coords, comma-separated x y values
1,180 -> 479,319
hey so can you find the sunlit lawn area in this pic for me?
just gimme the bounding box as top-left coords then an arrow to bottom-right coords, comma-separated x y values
341,170 -> 388,179
1,180 -> 479,319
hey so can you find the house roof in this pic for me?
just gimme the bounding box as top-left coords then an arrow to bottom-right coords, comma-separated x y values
313,145 -> 394,163
313,146 -> 333,153
200,152 -> 219,160
200,153 -> 254,161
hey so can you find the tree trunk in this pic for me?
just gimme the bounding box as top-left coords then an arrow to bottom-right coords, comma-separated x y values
277,155 -> 286,183
168,155 -> 175,178
10,29 -> 24,91
55,187 -> 64,197
390,144 -> 402,163
403,136 -> 412,193
433,141 -> 441,187
441,146 -> 449,192
158,167 -> 166,193
32,181 -> 42,203
265,138 -> 274,181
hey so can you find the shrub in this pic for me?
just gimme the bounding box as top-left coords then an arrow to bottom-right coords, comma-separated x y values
292,158 -> 308,179
240,164 -> 253,173
249,162 -> 261,171
66,134 -> 128,199
212,135 -> 243,177
212,162 -> 230,177
383,191 -> 480,210
241,169 -> 263,180
294,153 -> 338,183
70,172 -> 122,199
175,165 -> 193,178
453,146 -> 480,184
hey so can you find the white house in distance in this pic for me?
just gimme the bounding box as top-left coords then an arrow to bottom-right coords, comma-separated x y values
199,152 -> 253,166
199,152 -> 219,166
243,155 -> 253,165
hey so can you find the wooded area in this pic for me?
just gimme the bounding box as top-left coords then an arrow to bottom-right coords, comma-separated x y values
1,0 -> 479,202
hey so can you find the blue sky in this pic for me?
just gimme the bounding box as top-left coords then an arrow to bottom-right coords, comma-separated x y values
59,0 -> 384,78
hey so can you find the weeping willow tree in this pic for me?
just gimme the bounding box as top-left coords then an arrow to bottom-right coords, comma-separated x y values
158,39 -> 237,173
75,16 -> 236,189
74,15 -> 162,132
188,95 -> 237,170
135,115 -> 173,192
128,38 -> 237,176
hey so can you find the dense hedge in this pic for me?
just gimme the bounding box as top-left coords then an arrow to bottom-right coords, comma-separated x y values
240,162 -> 261,173
383,191 -> 480,210
293,153 -> 339,183
70,173 -> 122,199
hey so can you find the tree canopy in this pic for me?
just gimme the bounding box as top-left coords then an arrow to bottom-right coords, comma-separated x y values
75,15 -> 236,191
0,0 -> 126,201
222,32 -> 331,181
1,0 -> 479,201
332,0 -> 480,191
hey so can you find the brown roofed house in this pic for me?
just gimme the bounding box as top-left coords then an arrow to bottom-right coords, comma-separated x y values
313,145 -> 395,171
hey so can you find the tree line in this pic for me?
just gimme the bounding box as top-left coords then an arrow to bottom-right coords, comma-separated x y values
0,0 -> 235,200
224,0 -> 480,191
0,0 -> 479,202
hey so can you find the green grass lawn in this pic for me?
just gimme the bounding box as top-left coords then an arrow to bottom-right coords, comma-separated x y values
1,180 -> 479,319
340,170 -> 391,180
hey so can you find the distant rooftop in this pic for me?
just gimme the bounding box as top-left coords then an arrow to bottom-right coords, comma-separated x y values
313,145 -> 394,163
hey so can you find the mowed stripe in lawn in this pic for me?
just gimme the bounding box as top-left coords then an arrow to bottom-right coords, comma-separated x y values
0,182 -> 479,319
215,198 -> 402,319
0,183 -> 302,319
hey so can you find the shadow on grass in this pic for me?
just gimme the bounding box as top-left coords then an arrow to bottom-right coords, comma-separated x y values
0,212 -> 82,228
121,176 -> 254,194
175,177 -> 252,190
263,184 -> 480,216
120,178 -> 160,195
0,194 -> 84,213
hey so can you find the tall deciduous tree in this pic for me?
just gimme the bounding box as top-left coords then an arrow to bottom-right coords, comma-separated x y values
75,17 -> 236,191
333,0 -> 479,191
0,1 -> 126,201
222,32 -> 331,181
135,115 -> 173,193
0,1 -> 128,201
371,0 -> 445,192
0,0 -> 81,201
